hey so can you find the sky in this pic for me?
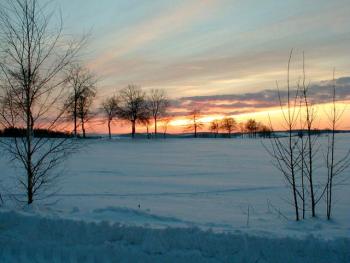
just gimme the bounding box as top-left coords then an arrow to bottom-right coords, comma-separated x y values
56,0 -> 350,134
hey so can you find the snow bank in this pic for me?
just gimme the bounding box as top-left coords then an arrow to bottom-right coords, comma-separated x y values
0,211 -> 349,263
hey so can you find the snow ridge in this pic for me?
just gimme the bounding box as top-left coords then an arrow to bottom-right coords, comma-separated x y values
0,211 -> 349,263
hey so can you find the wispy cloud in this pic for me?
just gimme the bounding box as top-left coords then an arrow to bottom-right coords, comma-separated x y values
170,76 -> 350,115
89,0 -> 222,71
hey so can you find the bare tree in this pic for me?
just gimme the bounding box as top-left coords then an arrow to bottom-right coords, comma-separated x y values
245,119 -> 259,138
117,85 -> 148,138
238,122 -> 246,138
325,70 -> 350,219
102,95 -> 118,139
65,64 -> 96,137
186,109 -> 203,138
300,53 -> 318,217
161,116 -> 172,138
220,117 -> 236,138
297,91 -> 308,219
143,117 -> 152,139
76,87 -> 96,138
148,89 -> 169,137
0,0 -> 84,204
209,119 -> 220,138
259,124 -> 273,138
265,50 -> 302,221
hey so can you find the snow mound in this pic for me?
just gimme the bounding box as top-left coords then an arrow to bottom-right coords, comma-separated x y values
0,211 -> 349,263
92,206 -> 196,227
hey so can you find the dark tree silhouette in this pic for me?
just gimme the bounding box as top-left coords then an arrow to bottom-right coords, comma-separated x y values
325,70 -> 350,219
300,54 -> 318,217
245,119 -> 259,138
209,120 -> 220,138
102,96 -> 118,139
65,64 -> 96,137
76,87 -> 96,138
238,122 -> 246,138
117,85 -> 149,138
258,124 -> 272,138
264,50 -> 302,221
220,117 -> 236,138
161,116 -> 172,138
186,109 -> 203,138
148,89 -> 169,137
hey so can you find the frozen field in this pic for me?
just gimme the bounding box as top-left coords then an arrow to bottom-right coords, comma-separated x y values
0,135 -> 349,262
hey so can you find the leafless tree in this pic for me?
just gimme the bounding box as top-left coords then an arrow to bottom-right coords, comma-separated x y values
148,89 -> 169,137
245,119 -> 259,138
102,95 -> 118,139
238,122 -> 246,138
143,118 -> 152,139
297,95 -> 307,219
259,124 -> 273,138
209,120 -> 220,138
220,117 -> 236,138
0,0 -> 85,204
161,116 -> 172,138
186,109 -> 203,138
324,70 -> 350,219
76,87 -> 96,138
300,53 -> 319,217
65,64 -> 96,137
116,85 -> 149,138
265,50 -> 302,221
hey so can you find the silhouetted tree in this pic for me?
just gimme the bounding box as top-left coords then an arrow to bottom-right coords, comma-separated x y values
65,64 -> 96,137
161,116 -> 172,138
220,117 -> 236,138
245,119 -> 259,138
0,0 -> 84,204
300,53 -> 318,217
209,120 -> 220,138
77,87 -> 96,138
258,124 -> 272,138
238,122 -> 246,138
117,85 -> 148,138
186,109 -> 203,138
325,70 -> 350,219
102,96 -> 118,139
265,50 -> 302,221
148,89 -> 169,137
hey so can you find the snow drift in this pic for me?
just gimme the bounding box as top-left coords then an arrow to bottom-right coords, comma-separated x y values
0,211 -> 349,263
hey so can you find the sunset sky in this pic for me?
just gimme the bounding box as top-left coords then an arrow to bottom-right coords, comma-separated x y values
58,0 -> 350,134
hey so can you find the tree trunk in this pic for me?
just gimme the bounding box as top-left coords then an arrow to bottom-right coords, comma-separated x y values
74,99 -> 77,137
327,122 -> 336,220
26,86 -> 34,204
289,126 -> 299,221
301,136 -> 305,219
154,116 -> 157,136
108,119 -> 111,139
131,121 -> 136,138
82,119 -> 86,138
308,132 -> 316,217
147,125 -> 150,139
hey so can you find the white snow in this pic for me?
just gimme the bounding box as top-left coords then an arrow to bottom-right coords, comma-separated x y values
0,210 -> 349,263
0,135 -> 349,262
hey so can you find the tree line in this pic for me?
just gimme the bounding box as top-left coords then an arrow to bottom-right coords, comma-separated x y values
64,71 -> 273,139
182,109 -> 272,139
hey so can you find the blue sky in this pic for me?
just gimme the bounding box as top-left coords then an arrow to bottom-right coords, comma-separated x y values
57,0 -> 350,100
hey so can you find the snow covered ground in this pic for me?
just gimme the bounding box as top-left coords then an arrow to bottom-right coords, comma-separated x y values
0,135 -> 349,262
